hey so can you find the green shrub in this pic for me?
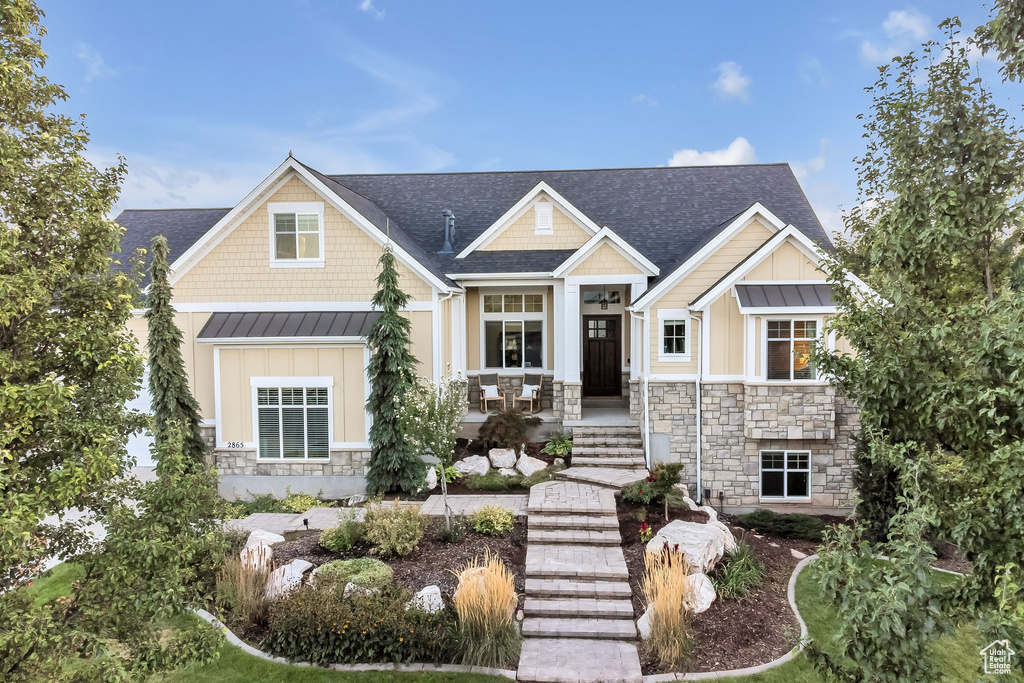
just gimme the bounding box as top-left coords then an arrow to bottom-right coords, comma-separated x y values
312,558 -> 393,592
476,407 -> 541,450
280,488 -> 326,514
238,492 -> 286,514
712,541 -> 766,599
734,508 -> 826,541
434,464 -> 462,484
364,500 -> 430,556
223,501 -> 249,519
520,465 -> 561,488
620,478 -> 656,505
540,432 -> 572,458
464,471 -> 524,491
264,583 -> 454,665
319,509 -> 366,552
472,506 -> 515,536
437,515 -> 469,544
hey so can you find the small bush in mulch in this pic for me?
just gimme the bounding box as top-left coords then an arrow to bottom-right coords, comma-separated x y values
436,515 -> 470,544
472,506 -> 515,536
364,500 -> 430,557
711,540 -> 767,599
621,479 -> 657,505
311,558 -> 393,593
476,407 -> 541,450
319,509 -> 366,552
734,508 -> 826,542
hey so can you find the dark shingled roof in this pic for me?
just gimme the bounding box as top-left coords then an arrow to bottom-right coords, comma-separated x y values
735,283 -> 834,308
443,250 -> 578,275
114,162 -> 830,288
197,311 -> 381,340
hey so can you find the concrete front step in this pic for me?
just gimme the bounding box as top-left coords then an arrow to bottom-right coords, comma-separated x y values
522,617 -> 638,639
525,578 -> 633,599
572,456 -> 646,467
526,545 -> 629,580
528,514 -> 620,530
572,427 -> 641,438
572,436 -> 643,447
524,597 -> 635,619
571,446 -> 645,457
527,528 -> 621,545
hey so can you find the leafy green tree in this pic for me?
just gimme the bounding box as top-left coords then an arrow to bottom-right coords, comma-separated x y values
400,372 -> 467,529
146,234 -> 207,471
975,0 -> 1024,82
814,19 -> 1024,679
365,246 -> 421,495
0,0 -> 144,591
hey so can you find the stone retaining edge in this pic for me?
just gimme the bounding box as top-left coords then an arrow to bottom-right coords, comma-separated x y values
642,553 -> 817,682
192,608 -> 517,679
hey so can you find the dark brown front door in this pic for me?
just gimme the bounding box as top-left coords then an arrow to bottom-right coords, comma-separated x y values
582,315 -> 621,397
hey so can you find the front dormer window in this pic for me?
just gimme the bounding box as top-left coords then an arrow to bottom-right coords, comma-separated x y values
268,201 -> 325,267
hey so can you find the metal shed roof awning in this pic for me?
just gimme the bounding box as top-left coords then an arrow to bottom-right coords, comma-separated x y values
734,284 -> 836,314
196,311 -> 381,342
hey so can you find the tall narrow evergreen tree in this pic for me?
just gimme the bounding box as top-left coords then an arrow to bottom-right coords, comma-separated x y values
146,234 -> 207,472
365,245 -> 422,495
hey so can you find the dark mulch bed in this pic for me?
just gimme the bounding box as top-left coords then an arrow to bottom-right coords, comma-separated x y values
272,517 -> 528,607
619,500 -> 820,675
933,541 -> 971,575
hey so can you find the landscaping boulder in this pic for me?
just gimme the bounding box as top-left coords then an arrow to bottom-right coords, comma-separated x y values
674,483 -> 690,500
488,448 -> 517,469
245,528 -> 285,548
346,494 -> 368,506
239,540 -> 273,572
424,465 -> 438,492
645,519 -> 735,574
265,559 -> 313,599
680,496 -> 699,512
454,454 -> 490,477
683,573 -> 717,613
497,467 -> 518,477
407,585 -> 444,614
553,457 -> 565,467
516,454 -> 547,477
698,505 -> 718,522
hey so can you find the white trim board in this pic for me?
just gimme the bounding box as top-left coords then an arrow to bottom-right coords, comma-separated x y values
171,301 -> 434,313
455,181 -> 601,258
552,227 -> 660,278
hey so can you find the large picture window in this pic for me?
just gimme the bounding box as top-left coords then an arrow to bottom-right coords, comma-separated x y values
766,319 -> 818,380
257,387 -> 330,459
760,450 -> 811,499
482,292 -> 545,369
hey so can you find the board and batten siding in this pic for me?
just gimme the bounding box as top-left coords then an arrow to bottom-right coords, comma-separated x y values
126,312 -> 215,420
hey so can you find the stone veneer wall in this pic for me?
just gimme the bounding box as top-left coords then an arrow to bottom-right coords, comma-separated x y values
643,383 -> 858,510
561,382 -> 582,422
202,426 -> 370,477
551,380 -> 564,419
628,379 -> 643,422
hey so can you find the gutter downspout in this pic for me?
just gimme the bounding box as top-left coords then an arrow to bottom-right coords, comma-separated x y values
693,310 -> 703,505
628,308 -> 651,470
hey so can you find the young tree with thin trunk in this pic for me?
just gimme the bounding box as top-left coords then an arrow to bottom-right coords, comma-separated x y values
146,234 -> 208,472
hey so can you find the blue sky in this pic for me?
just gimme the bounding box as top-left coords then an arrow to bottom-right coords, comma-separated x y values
41,1 -> 1021,236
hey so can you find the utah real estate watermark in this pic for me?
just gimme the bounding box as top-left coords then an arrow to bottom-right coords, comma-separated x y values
980,640 -> 1016,676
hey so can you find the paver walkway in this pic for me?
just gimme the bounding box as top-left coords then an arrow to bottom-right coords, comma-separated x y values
420,494 -> 527,517
517,480 -> 641,683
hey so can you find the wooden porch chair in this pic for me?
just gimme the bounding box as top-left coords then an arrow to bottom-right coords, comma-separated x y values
476,373 -> 504,413
513,373 -> 545,414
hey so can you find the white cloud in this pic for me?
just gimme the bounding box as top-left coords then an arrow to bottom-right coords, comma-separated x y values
76,43 -> 118,82
667,137 -> 757,167
712,61 -> 751,103
860,9 -> 931,64
798,55 -> 830,87
791,138 -> 829,179
630,93 -> 658,107
358,0 -> 385,19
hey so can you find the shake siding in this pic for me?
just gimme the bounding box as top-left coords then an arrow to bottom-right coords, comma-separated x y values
173,176 -> 433,303
481,201 -> 590,251
568,243 -> 645,277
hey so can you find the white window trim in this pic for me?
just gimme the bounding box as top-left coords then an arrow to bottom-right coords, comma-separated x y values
480,289 -> 547,371
534,201 -> 553,235
250,376 -> 334,461
268,201 -> 325,268
758,449 -> 812,500
657,309 -> 691,362
760,316 -> 827,383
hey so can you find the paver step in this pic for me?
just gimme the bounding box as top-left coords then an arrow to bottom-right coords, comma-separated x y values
572,436 -> 643,447
523,597 -> 635,619
525,578 -> 633,598
522,617 -> 638,639
572,427 -> 641,438
571,445 -> 645,456
528,514 -> 620,530
518,638 -> 642,683
527,528 -> 621,545
554,467 -> 649,489
526,545 -> 629,580
571,456 -> 646,467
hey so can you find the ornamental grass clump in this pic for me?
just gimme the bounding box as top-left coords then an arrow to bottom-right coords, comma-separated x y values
216,556 -> 270,629
712,540 -> 766,599
641,549 -> 695,670
451,553 -> 520,667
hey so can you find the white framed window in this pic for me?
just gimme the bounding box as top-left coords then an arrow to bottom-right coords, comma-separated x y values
759,450 -> 811,499
481,292 -> 545,369
252,378 -> 332,460
765,319 -> 819,381
268,202 -> 325,267
657,309 -> 691,361
534,202 -> 553,234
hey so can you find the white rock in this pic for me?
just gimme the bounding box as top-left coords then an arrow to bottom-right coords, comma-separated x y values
683,573 -> 717,614
454,455 -> 491,477
674,483 -> 689,500
711,520 -> 738,553
516,455 -> 548,477
769,542 -> 779,548
553,457 -> 565,467
791,548 -> 808,560
424,466 -> 438,491
343,581 -> 381,599
265,559 -> 313,599
637,605 -> 653,640
497,467 -> 519,477
645,519 -> 735,574
245,529 -> 285,548
516,609 -> 524,622
239,540 -> 273,572
488,448 -> 517,469
346,494 -> 368,506
680,496 -> 700,512
698,505 -> 718,523
407,585 -> 444,614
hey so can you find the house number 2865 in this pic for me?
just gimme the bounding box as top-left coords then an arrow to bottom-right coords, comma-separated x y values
226,441 -> 244,448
